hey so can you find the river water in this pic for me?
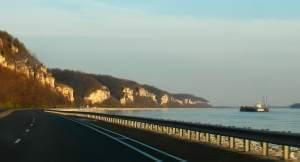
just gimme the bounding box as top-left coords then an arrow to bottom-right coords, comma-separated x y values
112,108 -> 300,134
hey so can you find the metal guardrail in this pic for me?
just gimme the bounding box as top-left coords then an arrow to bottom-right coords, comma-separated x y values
47,110 -> 300,161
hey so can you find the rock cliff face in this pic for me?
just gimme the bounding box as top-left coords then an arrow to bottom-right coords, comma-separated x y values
51,69 -> 211,108
136,87 -> 158,103
0,31 -> 74,105
84,87 -> 110,105
160,94 -> 169,105
0,51 -> 73,102
120,87 -> 135,105
56,83 -> 74,103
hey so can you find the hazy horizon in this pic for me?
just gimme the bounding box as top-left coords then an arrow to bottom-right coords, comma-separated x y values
1,0 -> 300,106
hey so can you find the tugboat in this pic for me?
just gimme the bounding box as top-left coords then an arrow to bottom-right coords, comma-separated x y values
240,97 -> 270,112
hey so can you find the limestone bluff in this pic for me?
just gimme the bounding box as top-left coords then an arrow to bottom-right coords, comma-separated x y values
0,30 -> 211,108
0,32 -> 74,103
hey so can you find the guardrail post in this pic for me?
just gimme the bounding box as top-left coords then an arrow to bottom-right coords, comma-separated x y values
244,139 -> 250,152
282,145 -> 290,160
216,135 -> 221,145
180,129 -> 183,137
205,133 -> 210,142
262,142 -> 268,156
187,130 -> 191,140
172,127 -> 176,135
229,137 -> 235,149
196,132 -> 200,141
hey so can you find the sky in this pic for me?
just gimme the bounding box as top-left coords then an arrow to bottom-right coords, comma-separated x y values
1,0 -> 300,106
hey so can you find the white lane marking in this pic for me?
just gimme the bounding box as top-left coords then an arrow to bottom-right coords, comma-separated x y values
14,138 -> 21,144
87,122 -> 187,162
25,129 -> 30,133
30,123 -> 34,127
62,117 -> 162,162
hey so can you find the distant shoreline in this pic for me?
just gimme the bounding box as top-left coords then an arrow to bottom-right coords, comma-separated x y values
49,107 -> 215,112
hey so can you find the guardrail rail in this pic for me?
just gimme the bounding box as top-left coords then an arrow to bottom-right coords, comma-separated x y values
47,109 -> 300,161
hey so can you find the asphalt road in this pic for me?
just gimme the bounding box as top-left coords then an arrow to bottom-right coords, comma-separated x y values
0,110 -> 185,162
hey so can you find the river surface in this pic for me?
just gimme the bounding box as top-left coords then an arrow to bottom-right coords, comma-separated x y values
111,108 -> 300,133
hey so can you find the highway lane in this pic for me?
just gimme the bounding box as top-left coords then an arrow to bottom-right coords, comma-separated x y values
0,110 -> 185,162
64,117 -> 186,162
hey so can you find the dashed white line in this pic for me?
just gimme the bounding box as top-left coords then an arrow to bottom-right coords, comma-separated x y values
14,138 -> 21,144
25,129 -> 30,133
30,123 -> 34,127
